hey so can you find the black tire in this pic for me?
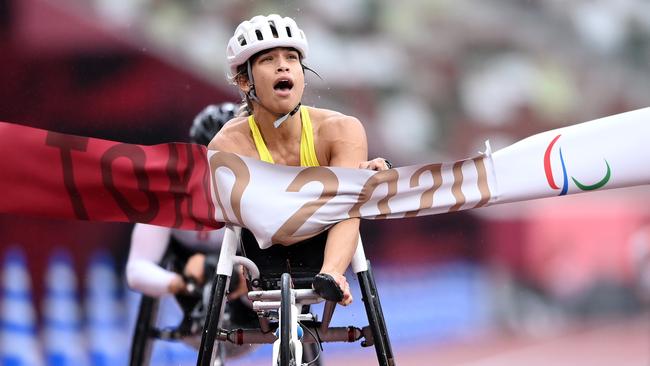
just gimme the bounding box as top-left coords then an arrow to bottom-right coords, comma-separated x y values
129,295 -> 159,366
358,260 -> 395,366
196,274 -> 229,366
280,273 -> 294,366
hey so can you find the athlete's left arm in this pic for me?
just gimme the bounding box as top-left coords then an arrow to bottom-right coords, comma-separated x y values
326,115 -> 368,168
321,115 -> 368,274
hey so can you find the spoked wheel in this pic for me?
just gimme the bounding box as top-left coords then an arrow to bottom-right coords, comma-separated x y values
129,295 -> 159,366
279,273 -> 296,366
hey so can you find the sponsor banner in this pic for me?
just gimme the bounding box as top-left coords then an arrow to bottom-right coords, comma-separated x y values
208,151 -> 495,247
209,107 -> 650,247
2,106 -> 650,248
0,122 -> 221,231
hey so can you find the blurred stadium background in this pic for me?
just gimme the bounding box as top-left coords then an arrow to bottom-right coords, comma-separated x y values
1,0 -> 650,365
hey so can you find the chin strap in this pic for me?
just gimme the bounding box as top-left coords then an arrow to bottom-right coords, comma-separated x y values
273,102 -> 301,128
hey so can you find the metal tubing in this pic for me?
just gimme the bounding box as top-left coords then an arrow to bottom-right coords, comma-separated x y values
248,289 -> 321,302
226,326 -> 364,345
319,301 -> 336,333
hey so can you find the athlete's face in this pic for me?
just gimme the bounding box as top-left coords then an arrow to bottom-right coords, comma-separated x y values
248,47 -> 305,114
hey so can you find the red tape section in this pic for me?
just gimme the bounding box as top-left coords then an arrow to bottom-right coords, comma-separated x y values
0,121 -> 223,230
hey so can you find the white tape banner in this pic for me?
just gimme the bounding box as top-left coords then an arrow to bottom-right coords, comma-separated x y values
209,108 -> 650,248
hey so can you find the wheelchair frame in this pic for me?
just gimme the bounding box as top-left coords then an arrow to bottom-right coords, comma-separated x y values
195,225 -> 395,366
129,249 -> 215,366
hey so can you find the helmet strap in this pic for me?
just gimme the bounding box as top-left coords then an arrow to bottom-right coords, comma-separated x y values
246,60 -> 260,103
245,60 -> 302,129
273,102 -> 301,128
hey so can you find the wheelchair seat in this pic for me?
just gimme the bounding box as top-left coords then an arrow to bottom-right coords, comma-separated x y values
239,228 -> 327,290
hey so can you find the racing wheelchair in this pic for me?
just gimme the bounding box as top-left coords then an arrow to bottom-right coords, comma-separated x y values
128,235 -> 259,366
195,225 -> 395,366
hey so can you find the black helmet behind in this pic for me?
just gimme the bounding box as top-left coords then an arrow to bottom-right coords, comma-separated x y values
189,102 -> 237,145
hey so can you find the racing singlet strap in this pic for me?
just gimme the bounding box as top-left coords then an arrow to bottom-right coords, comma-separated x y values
248,114 -> 275,164
298,106 -> 320,167
248,106 -> 320,167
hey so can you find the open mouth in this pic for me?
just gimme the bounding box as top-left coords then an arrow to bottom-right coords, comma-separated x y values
273,79 -> 294,91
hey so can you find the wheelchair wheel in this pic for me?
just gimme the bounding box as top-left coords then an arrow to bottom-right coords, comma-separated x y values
358,260 -> 395,366
129,295 -> 160,366
280,272 -> 295,366
197,274 -> 229,366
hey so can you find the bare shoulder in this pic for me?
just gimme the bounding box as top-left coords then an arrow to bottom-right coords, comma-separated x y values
308,107 -> 366,141
307,107 -> 368,167
207,116 -> 252,155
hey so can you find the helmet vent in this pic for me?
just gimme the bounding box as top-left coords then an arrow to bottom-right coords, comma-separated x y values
269,21 -> 279,38
227,15 -> 308,76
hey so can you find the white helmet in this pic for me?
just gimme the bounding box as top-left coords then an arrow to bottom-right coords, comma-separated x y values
226,14 -> 309,77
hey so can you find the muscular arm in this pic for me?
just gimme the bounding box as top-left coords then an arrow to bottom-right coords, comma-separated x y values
321,116 -> 368,275
326,116 -> 369,168
208,132 -> 237,152
207,120 -> 251,155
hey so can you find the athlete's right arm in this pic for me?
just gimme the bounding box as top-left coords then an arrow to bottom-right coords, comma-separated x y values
209,120 -> 235,150
125,223 -> 182,297
207,118 -> 252,155
208,136 -> 228,151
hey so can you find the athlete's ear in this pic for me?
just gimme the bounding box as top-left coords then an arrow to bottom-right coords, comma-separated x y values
234,74 -> 250,92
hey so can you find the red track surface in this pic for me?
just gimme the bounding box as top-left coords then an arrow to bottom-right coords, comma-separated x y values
231,314 -> 650,366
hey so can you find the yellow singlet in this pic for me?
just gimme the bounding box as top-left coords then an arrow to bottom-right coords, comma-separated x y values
248,106 -> 320,167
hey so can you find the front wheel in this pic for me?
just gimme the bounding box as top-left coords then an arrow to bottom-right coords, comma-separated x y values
279,273 -> 295,366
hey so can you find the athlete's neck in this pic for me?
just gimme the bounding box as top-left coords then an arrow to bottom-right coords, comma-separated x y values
252,106 -> 302,143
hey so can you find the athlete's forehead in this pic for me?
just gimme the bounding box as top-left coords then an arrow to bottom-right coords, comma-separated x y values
253,47 -> 300,60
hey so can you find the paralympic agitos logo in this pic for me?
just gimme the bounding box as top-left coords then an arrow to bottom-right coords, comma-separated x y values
544,134 -> 611,196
